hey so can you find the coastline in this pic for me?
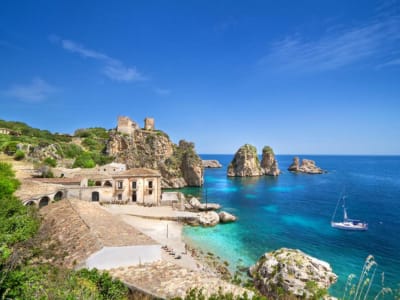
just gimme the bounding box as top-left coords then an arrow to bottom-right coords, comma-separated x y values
104,205 -> 230,278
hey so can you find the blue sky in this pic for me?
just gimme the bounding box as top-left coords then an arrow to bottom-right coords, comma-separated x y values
1,0 -> 399,154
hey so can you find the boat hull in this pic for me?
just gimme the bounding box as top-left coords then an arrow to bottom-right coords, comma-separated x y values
331,221 -> 368,231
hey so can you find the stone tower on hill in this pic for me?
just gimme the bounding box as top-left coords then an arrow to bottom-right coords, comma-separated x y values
117,116 -> 139,135
144,117 -> 155,130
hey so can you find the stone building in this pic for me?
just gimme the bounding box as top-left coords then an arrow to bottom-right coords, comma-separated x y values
96,162 -> 127,174
0,128 -> 11,135
117,116 -> 139,135
144,117 -> 155,130
23,168 -> 162,207
111,168 -> 161,205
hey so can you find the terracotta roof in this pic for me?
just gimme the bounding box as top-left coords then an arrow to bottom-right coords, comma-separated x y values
40,199 -> 157,268
113,168 -> 161,177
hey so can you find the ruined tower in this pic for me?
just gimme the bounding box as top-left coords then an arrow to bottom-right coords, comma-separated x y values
144,117 -> 155,131
117,116 -> 139,135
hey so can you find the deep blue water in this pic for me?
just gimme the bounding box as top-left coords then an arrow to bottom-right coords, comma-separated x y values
182,155 -> 400,298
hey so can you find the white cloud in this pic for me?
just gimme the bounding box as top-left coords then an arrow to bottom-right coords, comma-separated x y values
4,78 -> 56,102
52,36 -> 145,82
261,9 -> 400,72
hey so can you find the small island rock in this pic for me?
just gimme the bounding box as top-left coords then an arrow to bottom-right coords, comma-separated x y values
260,146 -> 280,176
288,157 -> 325,174
202,160 -> 222,168
227,144 -> 263,177
249,248 -> 337,299
198,211 -> 220,227
218,211 -> 237,223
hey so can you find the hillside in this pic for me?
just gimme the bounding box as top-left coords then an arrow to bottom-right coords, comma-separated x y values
0,117 -> 203,187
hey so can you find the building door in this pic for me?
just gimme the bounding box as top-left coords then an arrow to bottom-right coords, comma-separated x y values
92,191 -> 100,202
132,191 -> 137,202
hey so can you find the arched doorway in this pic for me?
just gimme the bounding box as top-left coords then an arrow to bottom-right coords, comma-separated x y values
92,191 -> 100,202
54,191 -> 63,201
39,196 -> 50,208
104,181 -> 112,187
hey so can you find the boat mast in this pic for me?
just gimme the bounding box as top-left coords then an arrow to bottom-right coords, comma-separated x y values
331,194 -> 342,223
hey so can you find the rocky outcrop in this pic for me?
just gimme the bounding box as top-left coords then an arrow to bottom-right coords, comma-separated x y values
260,146 -> 280,176
179,141 -> 204,186
186,197 -> 221,211
288,157 -> 325,174
202,160 -> 222,168
198,211 -> 220,227
249,248 -> 337,299
218,211 -> 237,223
227,144 -> 263,177
107,127 -> 204,188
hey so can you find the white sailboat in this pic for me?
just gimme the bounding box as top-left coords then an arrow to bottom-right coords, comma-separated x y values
331,195 -> 368,231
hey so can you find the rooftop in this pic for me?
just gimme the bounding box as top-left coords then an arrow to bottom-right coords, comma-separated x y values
39,199 -> 157,268
113,168 -> 161,177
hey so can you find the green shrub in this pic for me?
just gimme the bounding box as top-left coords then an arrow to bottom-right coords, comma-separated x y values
59,143 -> 83,158
73,152 -> 96,168
0,163 -> 20,199
3,141 -> 18,155
43,157 -> 57,167
13,150 -> 25,161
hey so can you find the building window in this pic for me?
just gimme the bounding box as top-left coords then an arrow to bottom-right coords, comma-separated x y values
148,181 -> 153,188
118,194 -> 122,200
149,190 -> 153,195
117,181 -> 123,189
132,181 -> 137,189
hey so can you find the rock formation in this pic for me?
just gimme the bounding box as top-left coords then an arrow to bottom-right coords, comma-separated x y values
227,144 -> 263,177
260,146 -> 280,176
107,117 -> 203,188
198,211 -> 220,227
249,248 -> 337,299
288,157 -> 325,174
202,160 -> 222,168
218,211 -> 237,223
186,197 -> 221,211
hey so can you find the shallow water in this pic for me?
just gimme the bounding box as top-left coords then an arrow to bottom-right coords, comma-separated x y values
182,155 -> 400,298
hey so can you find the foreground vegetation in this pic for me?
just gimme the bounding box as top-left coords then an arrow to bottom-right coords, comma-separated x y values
0,162 -> 128,299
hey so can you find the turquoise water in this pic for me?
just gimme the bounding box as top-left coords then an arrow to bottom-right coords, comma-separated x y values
182,155 -> 400,298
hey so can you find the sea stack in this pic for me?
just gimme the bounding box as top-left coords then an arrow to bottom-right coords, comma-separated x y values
260,146 -> 280,176
288,157 -> 325,174
227,144 -> 263,177
249,248 -> 337,299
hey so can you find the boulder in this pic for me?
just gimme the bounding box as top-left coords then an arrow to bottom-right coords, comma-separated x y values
288,157 -> 325,174
198,211 -> 220,227
202,160 -> 222,168
227,144 -> 263,177
219,211 -> 237,223
198,203 -> 221,211
260,146 -> 280,176
186,197 -> 221,211
249,248 -> 337,299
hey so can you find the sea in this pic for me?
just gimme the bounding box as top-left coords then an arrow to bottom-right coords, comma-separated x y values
180,155 -> 400,298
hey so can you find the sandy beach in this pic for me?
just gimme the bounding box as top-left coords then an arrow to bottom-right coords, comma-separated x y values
104,205 -> 219,275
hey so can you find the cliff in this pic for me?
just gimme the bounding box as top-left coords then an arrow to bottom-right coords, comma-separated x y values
249,248 -> 337,299
107,130 -> 203,188
260,146 -> 280,176
227,144 -> 263,177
